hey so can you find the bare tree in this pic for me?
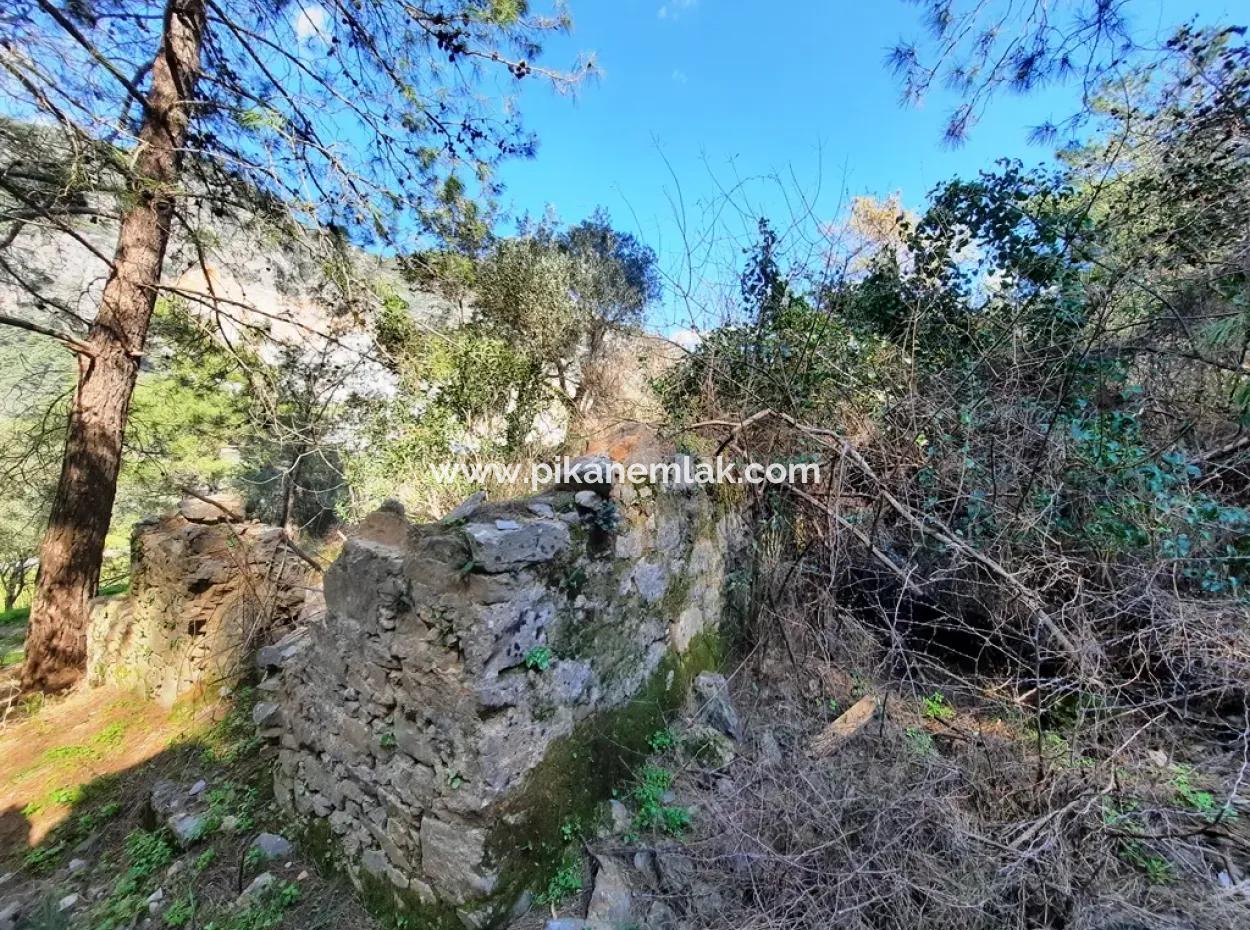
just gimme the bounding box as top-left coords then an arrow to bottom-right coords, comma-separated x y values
0,0 -> 588,690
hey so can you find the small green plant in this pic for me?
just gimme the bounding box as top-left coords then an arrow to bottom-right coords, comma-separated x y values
1118,839 -> 1174,884
921,692 -> 955,722
164,893 -> 195,927
244,846 -> 266,871
904,726 -> 935,756
193,848 -> 217,873
124,829 -> 174,880
1171,766 -> 1235,822
379,730 -> 397,750
647,728 -> 676,752
524,645 -> 553,672
826,697 -> 840,715
560,816 -> 584,842
22,840 -> 64,872
536,853 -> 582,905
631,764 -> 691,836
50,784 -> 84,806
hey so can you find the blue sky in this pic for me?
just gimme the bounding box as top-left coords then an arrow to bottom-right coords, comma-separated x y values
496,0 -> 1240,332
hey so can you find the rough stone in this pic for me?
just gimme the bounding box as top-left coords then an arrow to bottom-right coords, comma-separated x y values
420,818 -> 498,905
588,855 -> 633,925
146,888 -> 165,915
169,813 -> 209,848
555,453 -> 615,496
252,702 -> 283,728
681,724 -> 736,769
464,518 -> 571,572
249,833 -> 293,861
442,490 -> 487,525
177,490 -> 244,523
692,672 -> 741,740
240,872 -> 275,901
57,894 -> 79,913
608,799 -> 632,834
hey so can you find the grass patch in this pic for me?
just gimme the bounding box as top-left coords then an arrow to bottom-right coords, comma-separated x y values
0,604 -> 29,626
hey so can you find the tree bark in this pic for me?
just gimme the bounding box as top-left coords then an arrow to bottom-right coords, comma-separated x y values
22,0 -> 207,692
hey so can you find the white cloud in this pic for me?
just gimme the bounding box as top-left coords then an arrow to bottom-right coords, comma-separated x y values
671,69 -> 688,85
669,327 -> 702,351
658,0 -> 698,20
294,5 -> 329,41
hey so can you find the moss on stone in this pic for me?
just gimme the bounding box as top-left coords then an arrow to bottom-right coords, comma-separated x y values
483,627 -> 722,920
301,815 -> 466,930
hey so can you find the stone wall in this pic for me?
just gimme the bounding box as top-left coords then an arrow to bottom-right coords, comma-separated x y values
87,495 -> 313,705
261,470 -> 745,927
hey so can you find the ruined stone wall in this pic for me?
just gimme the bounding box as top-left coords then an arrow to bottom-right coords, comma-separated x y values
261,473 -> 745,927
87,495 -> 312,705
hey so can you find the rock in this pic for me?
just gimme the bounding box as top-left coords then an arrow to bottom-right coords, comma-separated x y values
1146,748 -> 1169,768
646,900 -> 680,929
573,489 -> 602,510
0,901 -> 19,930
168,813 -> 209,848
57,894 -> 79,913
177,491 -> 244,523
544,921 -> 613,930
463,519 -> 570,572
255,629 -> 309,671
249,832 -> 293,861
653,848 -> 695,893
240,872 -> 275,901
188,780 -> 207,796
420,818 -> 499,905
588,856 -> 633,925
149,779 -> 185,820
681,725 -> 736,769
146,888 -> 165,915
608,799 -> 631,834
67,857 -> 88,873
252,702 -> 283,727
555,453 -> 615,496
758,728 -> 783,766
692,672 -> 741,740
807,695 -> 880,758
379,498 -> 407,516
220,815 -> 240,834
441,491 -> 486,525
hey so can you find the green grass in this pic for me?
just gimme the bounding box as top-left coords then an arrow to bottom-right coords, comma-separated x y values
0,604 -> 30,626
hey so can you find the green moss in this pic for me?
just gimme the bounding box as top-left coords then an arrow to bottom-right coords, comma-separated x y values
357,867 -> 464,930
300,817 -> 466,930
484,627 -> 722,915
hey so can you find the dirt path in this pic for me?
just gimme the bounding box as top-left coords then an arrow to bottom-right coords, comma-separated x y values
0,686 -> 209,850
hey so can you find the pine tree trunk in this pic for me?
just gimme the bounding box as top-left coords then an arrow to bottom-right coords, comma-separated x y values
22,0 -> 207,692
